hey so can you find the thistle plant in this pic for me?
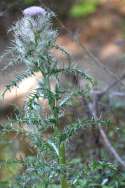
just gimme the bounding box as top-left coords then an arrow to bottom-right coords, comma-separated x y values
2,6 -> 96,188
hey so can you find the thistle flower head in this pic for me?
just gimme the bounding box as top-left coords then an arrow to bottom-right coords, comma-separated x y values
9,7 -> 57,69
23,6 -> 46,16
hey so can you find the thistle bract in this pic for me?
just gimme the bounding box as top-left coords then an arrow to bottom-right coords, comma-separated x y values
10,8 -> 57,69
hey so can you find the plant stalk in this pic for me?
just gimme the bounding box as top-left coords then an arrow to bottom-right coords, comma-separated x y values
59,142 -> 70,188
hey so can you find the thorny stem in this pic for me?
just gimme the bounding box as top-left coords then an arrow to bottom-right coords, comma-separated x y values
59,142 -> 70,188
45,73 -> 70,187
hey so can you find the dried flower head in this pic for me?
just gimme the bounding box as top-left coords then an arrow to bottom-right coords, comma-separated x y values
23,6 -> 46,16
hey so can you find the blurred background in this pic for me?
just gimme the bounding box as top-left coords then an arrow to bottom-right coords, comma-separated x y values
1,0 -> 125,185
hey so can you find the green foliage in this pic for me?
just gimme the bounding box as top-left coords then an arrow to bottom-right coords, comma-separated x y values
71,160 -> 125,188
0,134 -> 22,185
23,0 -> 36,5
70,0 -> 100,18
0,0 -> 37,10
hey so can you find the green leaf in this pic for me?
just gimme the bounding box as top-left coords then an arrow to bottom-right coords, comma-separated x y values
59,93 -> 73,107
70,0 -> 99,17
47,140 -> 59,157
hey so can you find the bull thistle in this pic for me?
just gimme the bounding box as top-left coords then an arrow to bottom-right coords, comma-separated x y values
2,6 -> 94,187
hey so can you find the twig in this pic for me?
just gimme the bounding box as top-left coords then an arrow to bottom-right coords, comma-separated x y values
99,72 -> 125,97
99,126 -> 125,169
110,91 -> 125,97
75,38 -> 125,85
88,90 -> 125,169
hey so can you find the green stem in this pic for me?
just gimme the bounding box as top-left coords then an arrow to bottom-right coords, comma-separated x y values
45,73 -> 69,187
59,142 -> 70,188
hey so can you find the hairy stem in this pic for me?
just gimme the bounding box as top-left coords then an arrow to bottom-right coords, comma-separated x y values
59,142 -> 70,188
